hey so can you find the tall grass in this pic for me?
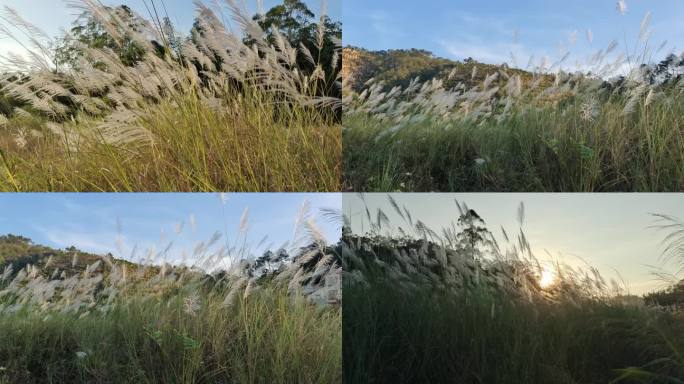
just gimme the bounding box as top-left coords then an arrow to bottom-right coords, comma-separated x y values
0,202 -> 343,383
0,285 -> 341,384
343,8 -> 684,192
344,91 -> 684,191
342,196 -> 684,383
0,0 -> 341,192
344,277 -> 683,384
1,92 -> 340,192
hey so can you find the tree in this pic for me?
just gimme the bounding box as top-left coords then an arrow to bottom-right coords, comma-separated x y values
53,5 -> 146,69
248,0 -> 342,97
255,0 -> 316,44
644,280 -> 684,306
251,249 -> 290,277
0,234 -> 33,246
161,16 -> 183,59
456,209 -> 490,260
653,53 -> 684,84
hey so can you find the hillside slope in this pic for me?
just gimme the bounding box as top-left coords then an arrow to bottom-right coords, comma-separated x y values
0,233 -> 343,384
342,46 -> 536,93
0,234 -> 341,306
0,234 -> 130,278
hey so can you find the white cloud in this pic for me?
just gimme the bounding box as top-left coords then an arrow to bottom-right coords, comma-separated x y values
0,39 -> 30,60
436,12 -> 535,67
438,38 -> 528,66
37,227 -> 120,255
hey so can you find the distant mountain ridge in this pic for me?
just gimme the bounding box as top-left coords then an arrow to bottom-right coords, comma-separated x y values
342,46 -> 537,93
0,234 -> 128,278
342,46 -> 684,96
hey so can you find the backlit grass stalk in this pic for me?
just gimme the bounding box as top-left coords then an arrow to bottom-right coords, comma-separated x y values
0,0 -> 342,192
342,196 -> 684,383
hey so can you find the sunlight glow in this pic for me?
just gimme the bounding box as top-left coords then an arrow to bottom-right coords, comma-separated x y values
539,266 -> 557,289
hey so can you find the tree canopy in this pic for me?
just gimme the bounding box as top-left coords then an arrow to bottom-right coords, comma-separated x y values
249,0 -> 342,96
53,1 -> 341,97
54,5 -> 147,69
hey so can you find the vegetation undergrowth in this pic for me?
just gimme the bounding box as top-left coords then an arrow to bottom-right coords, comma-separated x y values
342,196 -> 684,383
0,199 -> 343,383
344,89 -> 684,192
1,92 -> 340,192
344,277 -> 684,384
342,6 -> 684,192
0,0 -> 342,192
0,286 -> 341,384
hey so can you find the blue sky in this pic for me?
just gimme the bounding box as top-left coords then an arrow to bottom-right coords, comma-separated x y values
0,0 -> 340,58
345,193 -> 684,295
0,193 -> 341,267
344,0 -> 684,70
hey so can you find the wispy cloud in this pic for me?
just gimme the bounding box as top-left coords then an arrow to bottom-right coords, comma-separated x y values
365,10 -> 405,43
436,12 -> 534,66
454,12 -> 514,37
346,0 -> 684,70
1,194 -> 341,271
438,38 -> 526,65
35,225 -> 122,255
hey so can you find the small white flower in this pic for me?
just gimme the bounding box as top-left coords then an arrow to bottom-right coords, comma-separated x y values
76,351 -> 88,359
14,130 -> 27,149
474,158 -> 487,166
183,292 -> 201,316
580,98 -> 598,122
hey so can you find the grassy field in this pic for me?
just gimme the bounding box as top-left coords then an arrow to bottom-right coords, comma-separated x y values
341,199 -> 684,383
342,11 -> 684,192
0,238 -> 342,384
0,286 -> 341,384
344,87 -> 684,192
344,275 -> 683,384
1,92 -> 340,192
0,1 -> 341,192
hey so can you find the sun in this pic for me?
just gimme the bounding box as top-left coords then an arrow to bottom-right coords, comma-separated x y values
539,266 -> 557,289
